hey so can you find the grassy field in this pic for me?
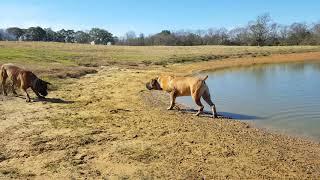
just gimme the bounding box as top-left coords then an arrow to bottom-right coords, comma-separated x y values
1,41 -> 320,84
1,41 -> 320,75
1,41 -> 320,179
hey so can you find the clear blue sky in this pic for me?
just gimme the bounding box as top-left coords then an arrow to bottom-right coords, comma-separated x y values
1,0 -> 319,36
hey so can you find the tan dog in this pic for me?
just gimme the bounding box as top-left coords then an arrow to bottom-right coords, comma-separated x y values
1,64 -> 51,102
146,75 -> 217,118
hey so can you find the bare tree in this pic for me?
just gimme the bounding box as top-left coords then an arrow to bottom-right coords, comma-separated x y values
287,23 -> 311,45
267,23 -> 280,45
278,25 -> 289,45
228,27 -> 251,45
311,23 -> 320,45
125,31 -> 136,40
138,33 -> 145,45
249,13 -> 272,46
125,31 -> 137,45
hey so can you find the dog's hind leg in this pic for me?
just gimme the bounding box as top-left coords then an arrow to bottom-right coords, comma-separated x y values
11,82 -> 17,96
202,89 -> 217,118
1,69 -> 8,96
192,93 -> 204,116
167,91 -> 176,110
1,80 -> 6,96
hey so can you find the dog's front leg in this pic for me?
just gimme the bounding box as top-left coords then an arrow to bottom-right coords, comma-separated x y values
167,91 -> 176,110
23,89 -> 31,102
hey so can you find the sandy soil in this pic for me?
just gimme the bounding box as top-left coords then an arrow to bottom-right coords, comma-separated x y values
1,52 -> 320,179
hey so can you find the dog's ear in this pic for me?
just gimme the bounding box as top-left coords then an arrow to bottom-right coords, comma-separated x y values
153,77 -> 159,83
151,79 -> 156,85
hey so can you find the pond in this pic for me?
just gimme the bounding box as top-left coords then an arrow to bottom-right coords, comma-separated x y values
179,61 -> 320,140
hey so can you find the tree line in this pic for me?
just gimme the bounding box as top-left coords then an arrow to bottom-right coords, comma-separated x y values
119,14 -> 320,46
1,14 -> 320,46
0,27 -> 115,45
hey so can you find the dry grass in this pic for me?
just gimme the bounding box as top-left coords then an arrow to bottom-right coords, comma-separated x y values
1,41 -> 319,82
1,41 -> 320,67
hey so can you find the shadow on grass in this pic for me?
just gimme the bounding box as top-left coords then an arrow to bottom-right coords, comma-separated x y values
0,94 -> 74,104
33,97 -> 74,104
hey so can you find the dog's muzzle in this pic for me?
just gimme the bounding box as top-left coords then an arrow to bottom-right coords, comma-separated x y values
40,91 -> 48,96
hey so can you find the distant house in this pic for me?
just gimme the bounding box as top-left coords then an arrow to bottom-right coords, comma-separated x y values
107,42 -> 112,46
91,41 -> 95,45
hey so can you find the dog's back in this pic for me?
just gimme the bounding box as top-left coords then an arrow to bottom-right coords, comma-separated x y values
1,63 -> 22,77
2,63 -> 38,84
158,75 -> 208,96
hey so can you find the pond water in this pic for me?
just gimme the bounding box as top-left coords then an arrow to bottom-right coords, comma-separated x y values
179,61 -> 320,140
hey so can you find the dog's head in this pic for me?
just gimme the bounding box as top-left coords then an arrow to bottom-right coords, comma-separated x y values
34,79 -> 51,96
146,78 -> 162,90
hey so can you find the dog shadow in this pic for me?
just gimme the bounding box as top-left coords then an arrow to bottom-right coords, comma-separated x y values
217,111 -> 263,120
178,107 -> 262,120
33,97 -> 74,104
1,95 -> 73,104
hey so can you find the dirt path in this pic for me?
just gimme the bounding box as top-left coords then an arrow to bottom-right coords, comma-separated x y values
1,54 -> 320,179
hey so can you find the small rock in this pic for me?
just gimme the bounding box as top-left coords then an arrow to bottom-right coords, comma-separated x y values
0,154 -> 6,162
133,134 -> 138,138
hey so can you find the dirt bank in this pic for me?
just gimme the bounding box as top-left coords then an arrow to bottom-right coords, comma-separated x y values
1,52 -> 320,179
168,51 -> 320,75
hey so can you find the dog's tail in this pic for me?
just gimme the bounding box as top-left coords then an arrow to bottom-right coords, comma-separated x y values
202,75 -> 208,81
0,64 -> 5,82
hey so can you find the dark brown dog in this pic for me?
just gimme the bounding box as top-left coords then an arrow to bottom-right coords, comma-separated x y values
146,75 -> 217,118
0,64 -> 51,102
